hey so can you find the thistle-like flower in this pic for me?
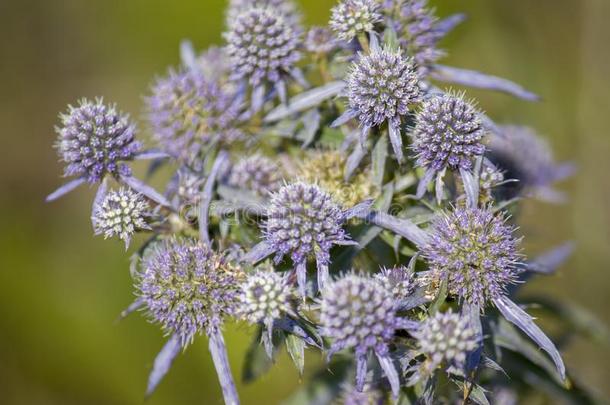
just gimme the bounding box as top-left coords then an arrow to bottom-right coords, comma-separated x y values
297,150 -> 378,207
381,0 -> 447,70
320,274 -> 411,396
224,7 -> 302,106
337,47 -> 420,161
226,0 -> 300,28
257,182 -> 371,295
415,309 -> 478,369
421,207 -> 521,308
329,0 -> 382,42
488,125 -> 575,203
147,68 -> 243,162
92,188 -> 150,248
137,238 -> 243,344
305,26 -> 339,55
228,154 -> 283,196
374,265 -> 416,301
54,98 -> 140,184
411,93 -> 485,173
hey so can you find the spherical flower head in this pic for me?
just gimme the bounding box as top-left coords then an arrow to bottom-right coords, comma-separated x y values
305,26 -> 338,55
297,150 -> 378,207
321,274 -> 397,355
239,270 -> 293,325
228,154 -> 283,196
422,207 -> 522,308
175,169 -> 205,206
415,310 -> 478,368
381,0 -> 446,69
411,93 -> 485,172
330,0 -> 382,42
137,238 -> 244,345
92,188 -> 150,248
374,265 -> 416,300
347,48 -> 420,129
55,98 -> 140,183
226,0 -> 300,28
225,7 -> 301,87
337,383 -> 384,405
264,182 -> 350,265
147,69 -> 243,161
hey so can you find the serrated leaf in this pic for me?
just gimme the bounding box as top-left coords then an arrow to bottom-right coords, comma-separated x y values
285,334 -> 305,375
264,81 -> 346,122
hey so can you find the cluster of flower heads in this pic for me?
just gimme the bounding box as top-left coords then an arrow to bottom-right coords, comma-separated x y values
46,0 -> 582,404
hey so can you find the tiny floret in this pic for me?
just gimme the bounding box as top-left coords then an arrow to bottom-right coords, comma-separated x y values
320,274 -> 397,355
93,188 -> 150,248
147,69 -> 243,161
225,7 -> 301,87
239,270 -> 293,326
422,207 -> 522,308
228,154 -> 283,196
329,0 -> 382,42
55,98 -> 140,183
137,238 -> 243,345
415,309 -> 478,368
411,93 -> 485,172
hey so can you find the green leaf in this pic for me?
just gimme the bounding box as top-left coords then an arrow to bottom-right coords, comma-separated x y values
372,133 -> 388,188
428,278 -> 447,315
383,26 -> 400,51
285,334 -> 305,376
242,326 -> 284,383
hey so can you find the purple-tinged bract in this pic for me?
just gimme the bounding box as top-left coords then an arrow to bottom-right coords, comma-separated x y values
411,93 -> 485,172
415,309 -> 478,368
55,98 -> 140,183
146,69 -> 243,162
137,238 -> 243,346
228,154 -> 283,196
92,188 -> 150,248
422,207 -> 522,308
329,0 -> 382,42
224,7 -> 301,87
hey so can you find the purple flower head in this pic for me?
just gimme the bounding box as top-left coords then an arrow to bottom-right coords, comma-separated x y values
479,164 -> 504,192
175,168 -> 205,206
137,238 -> 243,346
374,265 -> 416,301
381,0 -> 447,70
305,26 -> 339,55
224,7 -> 301,88
320,274 -> 406,395
329,0 -> 382,42
411,93 -> 485,172
264,182 -> 354,294
228,154 -> 283,196
414,309 -> 478,369
146,69 -> 243,162
422,207 -> 522,308
92,187 -> 150,249
338,382 -> 384,405
343,47 -> 420,160
238,269 -> 294,326
55,98 -> 140,184
489,125 -> 575,201
226,0 -> 300,28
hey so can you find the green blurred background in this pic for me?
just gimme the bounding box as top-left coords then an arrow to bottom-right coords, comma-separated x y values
1,0 -> 609,403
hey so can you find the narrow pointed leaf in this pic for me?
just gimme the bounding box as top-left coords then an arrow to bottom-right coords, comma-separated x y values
345,140 -> 366,180
265,81 -> 346,122
120,175 -> 171,207
199,151 -> 228,244
416,168 -> 436,199
208,329 -> 240,405
343,199 -> 374,220
180,40 -> 197,71
135,149 -> 171,160
300,108 -> 321,148
435,14 -> 466,36
91,178 -> 108,227
117,297 -> 144,321
525,242 -> 574,274
330,108 -> 358,128
46,177 -> 86,202
367,211 -> 430,248
242,326 -> 274,383
493,295 -> 566,382
372,132 -> 388,188
146,334 -> 181,397
285,334 -> 305,375
460,168 -> 479,208
388,121 -> 404,162
377,354 -> 400,398
431,65 -> 540,101
241,241 -> 274,264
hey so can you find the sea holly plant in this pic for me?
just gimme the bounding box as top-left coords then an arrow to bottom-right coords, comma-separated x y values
46,0 -> 606,404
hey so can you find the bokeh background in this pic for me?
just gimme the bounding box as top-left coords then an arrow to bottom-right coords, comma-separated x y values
1,0 -> 609,403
